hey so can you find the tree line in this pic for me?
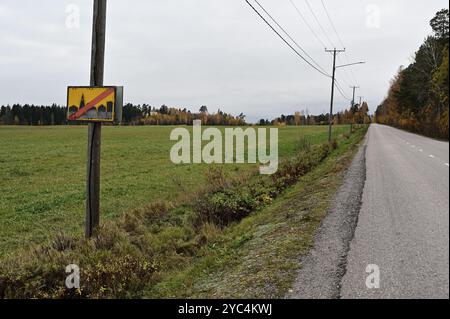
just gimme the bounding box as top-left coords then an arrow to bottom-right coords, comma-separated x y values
0,104 -> 66,126
133,104 -> 246,126
375,9 -> 449,140
1,101 -> 370,127
0,103 -> 246,126
265,101 -> 370,126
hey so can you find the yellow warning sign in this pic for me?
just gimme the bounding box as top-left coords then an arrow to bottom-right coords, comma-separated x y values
67,87 -> 122,122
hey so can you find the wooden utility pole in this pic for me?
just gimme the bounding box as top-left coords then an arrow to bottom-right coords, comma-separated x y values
358,96 -> 364,107
350,85 -> 360,108
350,86 -> 359,132
348,86 -> 359,133
86,0 -> 107,238
325,48 -> 345,142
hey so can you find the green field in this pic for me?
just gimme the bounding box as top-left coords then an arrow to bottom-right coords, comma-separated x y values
0,125 -> 350,256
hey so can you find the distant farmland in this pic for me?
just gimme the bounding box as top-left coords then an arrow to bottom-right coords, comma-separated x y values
0,125 -> 350,255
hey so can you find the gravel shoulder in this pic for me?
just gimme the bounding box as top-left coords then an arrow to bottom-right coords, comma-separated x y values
286,135 -> 368,299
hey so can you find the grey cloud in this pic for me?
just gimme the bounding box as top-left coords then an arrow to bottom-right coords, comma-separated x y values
0,0 -> 447,122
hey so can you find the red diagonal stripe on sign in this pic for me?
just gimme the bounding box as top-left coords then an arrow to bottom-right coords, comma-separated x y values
69,88 -> 115,120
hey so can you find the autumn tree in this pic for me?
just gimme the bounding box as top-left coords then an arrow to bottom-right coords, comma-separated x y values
430,9 -> 449,40
375,9 -> 449,139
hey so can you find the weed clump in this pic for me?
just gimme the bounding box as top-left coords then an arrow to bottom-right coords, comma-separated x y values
194,142 -> 335,227
0,201 -> 174,298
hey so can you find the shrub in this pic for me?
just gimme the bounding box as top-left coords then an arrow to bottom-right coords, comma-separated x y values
297,136 -> 311,153
0,202 -> 173,299
194,141 -> 337,228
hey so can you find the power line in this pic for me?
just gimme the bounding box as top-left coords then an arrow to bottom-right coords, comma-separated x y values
320,0 -> 359,84
336,55 -> 354,87
320,0 -> 345,49
245,0 -> 352,119
288,0 -> 359,98
244,0 -> 331,78
344,53 -> 359,85
319,0 -> 354,86
288,0 -> 328,49
335,81 -> 350,101
287,0 -> 356,89
304,0 -> 335,48
335,78 -> 352,101
253,0 -> 329,76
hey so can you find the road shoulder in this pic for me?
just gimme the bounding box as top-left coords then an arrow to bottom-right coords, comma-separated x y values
286,135 -> 367,299
146,128 -> 368,298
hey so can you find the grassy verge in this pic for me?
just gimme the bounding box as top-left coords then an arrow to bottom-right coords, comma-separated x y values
147,127 -> 367,298
0,126 -> 367,298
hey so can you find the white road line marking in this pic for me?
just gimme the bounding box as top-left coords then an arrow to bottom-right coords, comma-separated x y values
429,155 -> 435,158
419,149 -> 423,152
445,163 -> 449,167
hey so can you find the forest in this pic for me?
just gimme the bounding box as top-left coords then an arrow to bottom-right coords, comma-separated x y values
375,9 -> 449,140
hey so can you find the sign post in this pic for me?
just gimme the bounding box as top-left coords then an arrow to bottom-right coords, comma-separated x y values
66,0 -> 122,238
86,0 -> 107,238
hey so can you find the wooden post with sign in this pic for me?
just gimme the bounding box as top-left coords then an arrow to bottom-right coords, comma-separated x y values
66,0 -> 122,238
86,0 -> 106,238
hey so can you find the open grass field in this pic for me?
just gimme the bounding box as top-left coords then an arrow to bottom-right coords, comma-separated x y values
0,125 -> 351,256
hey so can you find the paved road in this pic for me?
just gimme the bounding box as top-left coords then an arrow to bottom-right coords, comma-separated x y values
341,124 -> 449,299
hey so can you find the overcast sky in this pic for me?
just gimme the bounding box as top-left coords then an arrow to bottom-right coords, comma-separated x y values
0,0 -> 448,122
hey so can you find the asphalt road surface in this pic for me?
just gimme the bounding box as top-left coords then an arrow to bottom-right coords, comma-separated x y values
341,124 -> 449,299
